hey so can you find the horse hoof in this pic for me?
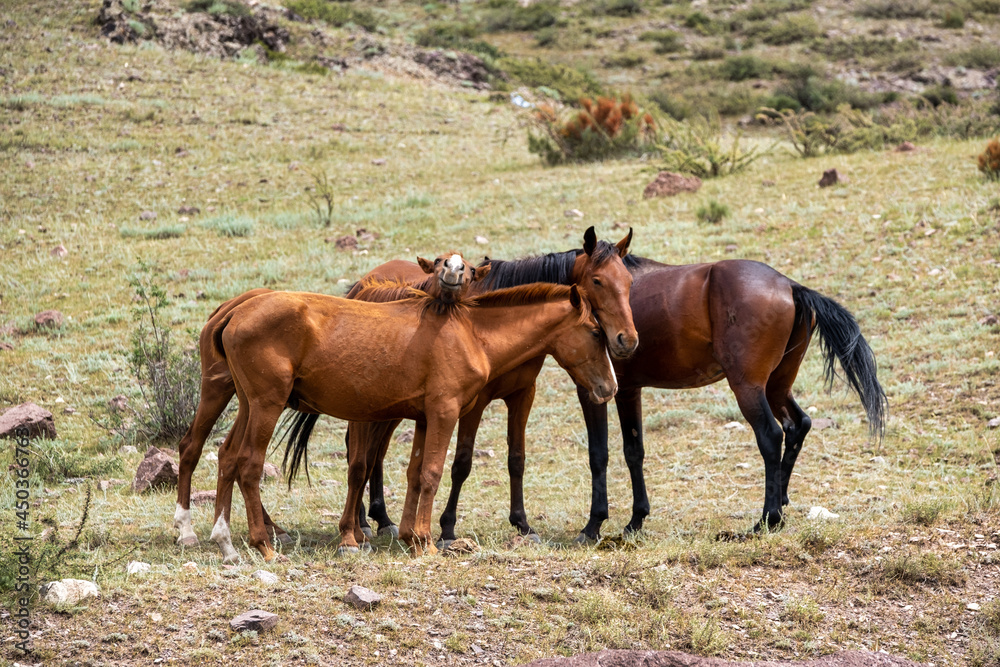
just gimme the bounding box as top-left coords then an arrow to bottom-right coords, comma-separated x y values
436,538 -> 455,551
275,532 -> 294,545
222,553 -> 241,565
527,533 -> 542,544
360,541 -> 373,553
178,536 -> 199,548
378,525 -> 399,539
361,527 -> 375,540
336,546 -> 360,556
572,533 -> 599,547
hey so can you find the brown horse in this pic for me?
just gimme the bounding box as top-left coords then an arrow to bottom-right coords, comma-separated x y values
283,227 -> 637,544
172,253 -> 485,547
571,256 -> 888,540
211,281 -> 617,561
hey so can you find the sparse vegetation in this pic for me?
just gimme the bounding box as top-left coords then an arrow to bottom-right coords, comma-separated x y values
696,199 -> 729,224
639,29 -> 685,54
527,95 -> 656,164
658,113 -> 768,177
285,0 -> 380,32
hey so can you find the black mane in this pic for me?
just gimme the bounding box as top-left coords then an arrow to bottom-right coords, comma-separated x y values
477,240 -> 637,289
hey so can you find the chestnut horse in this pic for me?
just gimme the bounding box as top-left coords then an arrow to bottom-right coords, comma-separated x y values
284,227 -> 637,544
571,256 -> 888,540
211,281 -> 616,561
172,253 -> 486,547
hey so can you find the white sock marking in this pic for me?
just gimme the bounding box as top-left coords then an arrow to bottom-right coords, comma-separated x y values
174,503 -> 196,543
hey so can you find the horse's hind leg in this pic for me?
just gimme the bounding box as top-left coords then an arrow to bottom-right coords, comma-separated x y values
728,380 -> 785,531
366,420 -> 402,538
767,319 -> 814,507
235,402 -> 286,560
211,407 -> 248,564
614,387 -> 650,535
505,383 -> 538,540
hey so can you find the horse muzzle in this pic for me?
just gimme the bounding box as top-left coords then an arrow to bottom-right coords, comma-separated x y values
609,331 -> 639,360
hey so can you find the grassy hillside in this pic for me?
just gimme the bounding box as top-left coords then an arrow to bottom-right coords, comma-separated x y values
2,0 -> 1000,665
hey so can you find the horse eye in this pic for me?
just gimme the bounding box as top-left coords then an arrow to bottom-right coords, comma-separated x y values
435,258 -> 442,265
591,329 -> 602,339
592,277 -> 602,286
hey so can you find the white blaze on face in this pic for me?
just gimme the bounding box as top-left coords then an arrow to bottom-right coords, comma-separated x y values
442,254 -> 464,286
446,254 -> 463,272
174,503 -> 196,543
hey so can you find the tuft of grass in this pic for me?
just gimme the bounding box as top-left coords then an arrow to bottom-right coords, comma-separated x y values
499,57 -> 603,102
940,8 -> 965,28
718,54 -> 772,81
745,15 -> 820,46
944,44 -> 1000,70
639,30 -> 684,54
781,597 -> 825,628
880,553 -> 967,587
481,0 -> 559,33
200,214 -> 255,237
696,200 -> 729,224
901,499 -> 950,525
285,0 -> 380,32
119,224 -> 187,240
590,0 -> 642,17
855,0 -> 932,18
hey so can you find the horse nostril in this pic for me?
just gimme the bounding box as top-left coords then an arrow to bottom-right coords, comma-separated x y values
616,333 -> 625,347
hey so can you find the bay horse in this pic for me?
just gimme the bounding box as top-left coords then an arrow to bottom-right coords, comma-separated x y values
172,253 -> 486,547
210,281 -> 617,561
572,256 -> 888,540
283,226 -> 637,544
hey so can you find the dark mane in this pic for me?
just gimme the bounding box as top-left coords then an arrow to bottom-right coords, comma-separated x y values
622,253 -> 650,271
477,240 -> 625,290
469,283 -> 592,324
351,278 -> 469,316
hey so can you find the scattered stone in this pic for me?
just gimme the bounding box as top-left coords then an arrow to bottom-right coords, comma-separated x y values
205,452 -> 219,461
288,569 -> 306,580
761,179 -> 776,187
524,649 -> 922,666
156,446 -> 179,460
230,609 -> 279,633
119,445 -> 138,455
63,406 -> 76,415
444,537 -> 480,556
724,244 -> 738,254
181,561 -> 199,572
812,418 -> 836,430
98,479 -> 128,491
50,244 -> 68,258
870,456 -> 887,466
34,309 -> 64,329
396,428 -> 414,444
139,210 -> 157,221
371,158 -> 387,166
968,602 -> 982,611
471,643 -> 485,656
39,579 -> 100,605
980,314 -> 998,326
191,490 -> 216,506
818,169 -> 845,188
988,417 -> 1000,429
356,228 -> 379,243
642,172 -> 702,199
722,421 -> 745,431
412,49 -> 493,89
807,506 -> 840,521
895,141 -> 916,152
252,570 -> 279,585
345,585 -> 382,610
133,445 -> 180,493
261,462 -> 280,480
126,561 -> 151,575
108,395 -> 128,412
0,342 -> 13,351
177,205 -> 200,215
333,235 -> 358,251
0,403 -> 57,440
564,209 -> 585,218
474,235 -> 489,245
474,448 -> 495,458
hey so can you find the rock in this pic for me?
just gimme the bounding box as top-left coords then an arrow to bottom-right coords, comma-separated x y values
812,418 -> 836,430
474,448 -> 495,458
722,421 -> 745,431
0,341 -> 13,351
288,569 -> 305,579
50,244 -> 68,258
333,235 -> 358,251
34,309 -> 64,329
870,456 -> 887,465
108,395 -> 128,412
40,579 -> 100,606
230,609 -> 279,633
895,141 -> 916,152
177,205 -> 200,215
205,452 -> 219,461
523,649 -> 922,666
988,417 -> 1000,429
980,314 -> 998,326
191,490 -> 216,506
642,172 -> 702,199
182,561 -> 199,572
371,158 -> 387,166
155,446 -> 179,460
412,49 -> 493,89
564,209 -> 585,218
98,479 -> 128,491
396,428 -> 414,444
119,445 -> 138,455
807,506 -> 840,520
818,169 -> 844,188
474,235 -> 489,244
126,561 -> 151,575
0,403 -> 57,440
139,210 -> 157,221
252,570 -> 279,584
968,602 -> 982,611
761,179 -> 776,187
261,462 -> 280,481
444,537 -> 480,556
133,446 -> 180,493
344,585 -> 382,610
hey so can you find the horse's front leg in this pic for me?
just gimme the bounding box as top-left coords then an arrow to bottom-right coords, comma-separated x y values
338,421 -> 375,554
505,383 -> 538,539
576,384 -> 610,543
400,411 -> 460,556
615,387 -> 650,535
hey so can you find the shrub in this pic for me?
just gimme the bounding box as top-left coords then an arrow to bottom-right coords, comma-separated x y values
921,85 -> 959,108
748,14 -> 821,46
728,0 -> 812,29
772,73 -> 896,113
684,11 -> 721,35
526,95 -> 657,164
696,200 -> 729,224
285,0 -> 379,31
481,0 -> 559,33
692,45 -> 726,61
590,0 -> 642,17
719,54 -> 772,81
658,113 -> 768,178
944,44 -> 1000,69
759,105 -> 918,157
940,8 -> 965,28
855,0 -> 932,18
414,21 -> 502,59
183,0 -> 252,17
602,53 -> 645,68
980,138 -> 1000,181
201,214 -> 254,237
812,37 -> 918,60
639,30 -> 684,54
969,0 -> 1000,13
120,224 -> 186,240
649,89 -> 693,120
534,27 -> 557,47
500,57 -> 603,102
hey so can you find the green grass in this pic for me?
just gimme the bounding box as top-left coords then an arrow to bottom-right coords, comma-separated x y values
2,0 -> 1000,665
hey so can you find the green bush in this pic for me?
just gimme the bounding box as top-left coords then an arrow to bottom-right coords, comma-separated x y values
684,11 -> 721,35
500,57 -> 602,102
969,0 -> 1000,13
602,53 -> 645,68
414,21 -> 502,59
759,106 -> 919,157
945,44 -> 1000,69
639,30 -> 684,54
812,37 -> 918,60
692,45 -> 726,61
921,85 -> 959,108
746,14 -> 820,46
590,0 -> 642,17
658,113 -> 768,178
728,0 -> 813,30
772,73 -> 896,113
119,224 -> 186,240
534,27 -> 558,47
649,89 -> 693,120
286,0 -> 380,31
481,0 -> 559,33
696,200 -> 729,224
718,54 -> 772,81
201,214 -> 254,237
183,0 -> 252,17
940,8 -> 965,28
855,0 -> 931,18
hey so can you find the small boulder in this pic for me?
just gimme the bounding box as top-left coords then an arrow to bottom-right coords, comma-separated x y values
191,490 -> 216,506
230,609 -> 279,632
139,210 -> 157,221
133,446 -> 180,493
642,172 -> 702,199
108,395 -> 128,412
126,561 -> 151,575
818,169 -> 845,188
34,310 -> 64,329
0,342 -> 13,351
444,537 -> 480,556
50,244 -> 68,258
812,418 -> 836,430
0,402 -> 57,440
333,235 -> 358,251
988,417 -> 1000,429
261,462 -> 280,481
177,205 -> 200,216
252,570 -> 279,585
807,506 -> 840,520
895,141 -> 916,152
345,585 -> 381,610
40,579 -> 100,605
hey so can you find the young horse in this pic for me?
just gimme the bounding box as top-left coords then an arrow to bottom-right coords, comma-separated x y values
172,253 -> 485,547
574,256 -> 888,540
284,227 -> 637,544
211,281 -> 616,561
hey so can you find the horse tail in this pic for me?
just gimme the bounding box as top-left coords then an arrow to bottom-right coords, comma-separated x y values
792,284 -> 887,440
281,412 -> 320,489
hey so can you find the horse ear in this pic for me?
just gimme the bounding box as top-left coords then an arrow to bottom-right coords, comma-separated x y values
569,284 -> 582,310
583,226 -> 597,256
616,227 -> 633,257
472,261 -> 491,282
417,257 -> 434,274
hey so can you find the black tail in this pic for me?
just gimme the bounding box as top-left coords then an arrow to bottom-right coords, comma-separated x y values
793,284 -> 887,440
281,412 -> 320,489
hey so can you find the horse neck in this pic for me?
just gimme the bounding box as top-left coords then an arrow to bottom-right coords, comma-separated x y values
467,300 -> 578,377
